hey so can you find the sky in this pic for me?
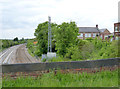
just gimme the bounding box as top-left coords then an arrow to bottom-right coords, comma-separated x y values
0,0 -> 119,39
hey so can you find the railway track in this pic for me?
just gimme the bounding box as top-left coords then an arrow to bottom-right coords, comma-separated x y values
0,44 -> 38,64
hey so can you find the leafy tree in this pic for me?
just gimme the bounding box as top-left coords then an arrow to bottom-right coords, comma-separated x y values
54,21 -> 79,56
65,39 -> 86,60
2,40 -> 15,49
81,42 -> 94,59
13,37 -> 18,41
34,21 -> 57,56
20,38 -> 26,44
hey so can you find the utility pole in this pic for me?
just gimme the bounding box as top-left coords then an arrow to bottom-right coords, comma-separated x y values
47,16 -> 56,59
48,16 -> 52,52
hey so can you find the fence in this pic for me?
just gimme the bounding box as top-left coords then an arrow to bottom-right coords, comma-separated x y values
2,58 -> 120,73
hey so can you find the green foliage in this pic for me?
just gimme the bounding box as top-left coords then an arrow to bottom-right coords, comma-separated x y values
1,40 -> 15,49
41,58 -> 47,62
13,37 -> 18,41
81,41 -> 94,59
54,22 -> 79,57
99,40 -> 119,58
65,39 -> 90,61
48,56 -> 70,62
3,70 -> 118,87
65,45 -> 82,61
0,38 -> 26,52
34,21 -> 57,56
26,39 -> 35,55
60,38 -> 118,61
19,38 -> 26,44
29,20 -> 118,61
0,40 -> 2,52
85,37 -> 93,42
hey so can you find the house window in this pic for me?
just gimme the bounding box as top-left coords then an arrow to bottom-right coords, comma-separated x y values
77,33 -> 83,38
116,36 -> 118,40
85,34 -> 87,37
80,33 -> 83,37
115,27 -> 118,32
88,33 -> 91,37
93,33 -> 96,37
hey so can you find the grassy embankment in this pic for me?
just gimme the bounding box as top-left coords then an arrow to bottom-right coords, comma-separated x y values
3,70 -> 118,87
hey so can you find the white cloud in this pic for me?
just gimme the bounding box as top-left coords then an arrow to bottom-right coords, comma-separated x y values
0,0 -> 119,39
0,28 -> 35,39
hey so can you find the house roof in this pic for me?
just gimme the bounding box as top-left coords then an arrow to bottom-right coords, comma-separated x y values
99,28 -> 110,33
79,27 -> 100,33
114,22 -> 120,24
99,28 -> 107,33
33,41 -> 37,44
109,33 -> 114,36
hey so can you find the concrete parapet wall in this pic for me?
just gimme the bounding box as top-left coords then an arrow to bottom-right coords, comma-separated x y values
2,58 -> 120,73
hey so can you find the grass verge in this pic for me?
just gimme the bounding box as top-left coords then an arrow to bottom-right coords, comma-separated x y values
2,70 -> 118,87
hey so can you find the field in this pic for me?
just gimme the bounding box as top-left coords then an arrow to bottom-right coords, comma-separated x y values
2,70 -> 118,87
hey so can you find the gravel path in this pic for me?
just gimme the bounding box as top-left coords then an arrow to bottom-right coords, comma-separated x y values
0,44 -> 39,64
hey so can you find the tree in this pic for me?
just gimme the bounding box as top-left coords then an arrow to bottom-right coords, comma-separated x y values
13,37 -> 18,41
54,21 -> 79,57
34,21 -> 57,56
20,38 -> 26,43
21,38 -> 24,41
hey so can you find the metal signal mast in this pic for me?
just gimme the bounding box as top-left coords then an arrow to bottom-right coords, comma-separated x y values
48,16 -> 52,52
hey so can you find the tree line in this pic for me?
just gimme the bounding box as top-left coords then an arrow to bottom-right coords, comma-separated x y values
0,37 -> 26,51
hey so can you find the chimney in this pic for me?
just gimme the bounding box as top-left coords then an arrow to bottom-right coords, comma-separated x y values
96,24 -> 98,28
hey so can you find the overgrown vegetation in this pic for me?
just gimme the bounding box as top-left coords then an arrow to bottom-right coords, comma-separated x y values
0,37 -> 26,52
26,38 -> 38,57
27,21 -> 119,62
34,21 -> 57,56
3,70 -> 118,87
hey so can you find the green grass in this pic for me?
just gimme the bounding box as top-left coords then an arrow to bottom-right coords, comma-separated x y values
27,48 -> 35,57
3,70 -> 118,87
0,47 -> 5,52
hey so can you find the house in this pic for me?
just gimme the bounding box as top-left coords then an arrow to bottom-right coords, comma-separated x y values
77,24 -> 112,40
99,28 -> 111,40
114,22 -> 120,40
78,25 -> 100,40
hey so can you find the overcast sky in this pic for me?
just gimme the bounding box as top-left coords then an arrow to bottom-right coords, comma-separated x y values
0,0 -> 119,39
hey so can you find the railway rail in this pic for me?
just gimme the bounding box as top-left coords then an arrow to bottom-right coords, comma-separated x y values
0,44 -> 38,64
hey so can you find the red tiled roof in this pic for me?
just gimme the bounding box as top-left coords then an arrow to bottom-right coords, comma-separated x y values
33,41 -> 37,44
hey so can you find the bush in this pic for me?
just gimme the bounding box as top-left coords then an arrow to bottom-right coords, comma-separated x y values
48,56 -> 70,62
42,58 -> 47,62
